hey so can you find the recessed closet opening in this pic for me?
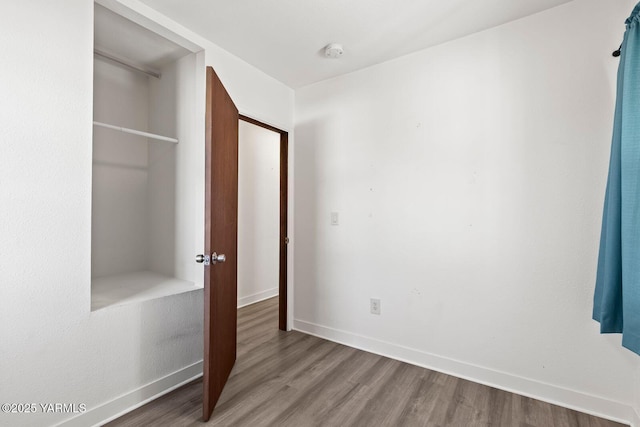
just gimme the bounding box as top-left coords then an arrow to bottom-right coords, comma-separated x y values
91,4 -> 204,310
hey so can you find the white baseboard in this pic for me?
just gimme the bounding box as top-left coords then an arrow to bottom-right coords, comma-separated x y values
238,287 -> 278,308
56,361 -> 203,427
293,319 -> 633,426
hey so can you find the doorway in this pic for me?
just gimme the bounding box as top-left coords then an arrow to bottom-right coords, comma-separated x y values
238,115 -> 288,331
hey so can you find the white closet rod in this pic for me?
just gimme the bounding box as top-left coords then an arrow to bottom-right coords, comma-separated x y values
94,49 -> 161,79
93,121 -> 179,144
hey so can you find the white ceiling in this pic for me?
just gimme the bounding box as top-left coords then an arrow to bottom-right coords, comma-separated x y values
137,0 -> 574,88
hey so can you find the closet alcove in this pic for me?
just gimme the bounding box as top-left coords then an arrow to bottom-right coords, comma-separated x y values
91,4 -> 204,310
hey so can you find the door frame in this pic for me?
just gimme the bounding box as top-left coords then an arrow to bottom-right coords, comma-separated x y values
239,114 -> 288,331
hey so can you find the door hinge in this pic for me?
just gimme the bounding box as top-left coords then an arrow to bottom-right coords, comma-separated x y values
285,237 -> 290,244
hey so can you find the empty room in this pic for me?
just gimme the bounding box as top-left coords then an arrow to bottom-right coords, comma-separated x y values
3,0 -> 640,426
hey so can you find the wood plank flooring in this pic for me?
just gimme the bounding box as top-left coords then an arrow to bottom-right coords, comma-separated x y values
106,297 -> 627,427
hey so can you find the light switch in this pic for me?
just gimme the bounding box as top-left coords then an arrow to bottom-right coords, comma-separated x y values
331,212 -> 339,226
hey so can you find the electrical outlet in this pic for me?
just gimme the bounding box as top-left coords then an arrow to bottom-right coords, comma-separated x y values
370,298 -> 381,315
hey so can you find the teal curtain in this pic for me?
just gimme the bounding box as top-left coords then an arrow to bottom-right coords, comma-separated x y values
594,2 -> 640,355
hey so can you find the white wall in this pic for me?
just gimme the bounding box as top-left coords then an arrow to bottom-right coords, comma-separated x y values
238,121 -> 280,307
147,54 -> 200,282
294,0 -> 639,422
0,1 -> 294,426
147,58 -> 177,279
634,373 -> 640,425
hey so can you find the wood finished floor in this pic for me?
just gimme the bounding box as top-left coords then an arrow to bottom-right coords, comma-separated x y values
106,297 -> 627,427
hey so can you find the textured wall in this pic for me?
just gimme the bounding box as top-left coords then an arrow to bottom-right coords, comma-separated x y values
294,0 -> 639,421
0,1 -> 294,426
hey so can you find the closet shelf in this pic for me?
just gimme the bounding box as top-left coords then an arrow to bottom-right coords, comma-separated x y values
93,121 -> 179,144
91,271 -> 201,311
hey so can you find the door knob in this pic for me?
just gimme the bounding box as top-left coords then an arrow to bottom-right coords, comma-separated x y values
196,253 -> 225,265
212,252 -> 226,264
196,254 -> 210,265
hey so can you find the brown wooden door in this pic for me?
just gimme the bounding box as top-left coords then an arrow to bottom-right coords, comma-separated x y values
203,66 -> 239,421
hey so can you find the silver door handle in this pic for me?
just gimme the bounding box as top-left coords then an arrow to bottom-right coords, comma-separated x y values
212,252 -> 226,264
196,254 -> 210,265
196,253 -> 225,265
